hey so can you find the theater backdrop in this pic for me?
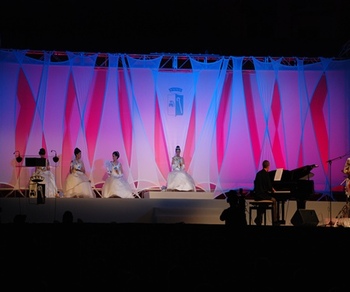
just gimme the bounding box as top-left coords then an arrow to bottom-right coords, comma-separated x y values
1,49 -> 349,197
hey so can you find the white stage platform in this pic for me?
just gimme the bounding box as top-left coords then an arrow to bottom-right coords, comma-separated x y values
0,191 -> 348,225
143,191 -> 215,199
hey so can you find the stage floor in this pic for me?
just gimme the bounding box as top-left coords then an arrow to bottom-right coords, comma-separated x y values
1,192 -> 349,292
0,191 -> 226,224
0,190 -> 348,226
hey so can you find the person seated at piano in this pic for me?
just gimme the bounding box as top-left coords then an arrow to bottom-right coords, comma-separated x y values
253,160 -> 279,226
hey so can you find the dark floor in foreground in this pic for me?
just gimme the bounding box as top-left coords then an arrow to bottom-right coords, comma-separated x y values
1,222 -> 349,292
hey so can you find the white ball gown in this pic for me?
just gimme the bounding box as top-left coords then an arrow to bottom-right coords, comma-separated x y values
102,161 -> 136,198
167,156 -> 196,191
32,160 -> 58,198
64,159 -> 95,198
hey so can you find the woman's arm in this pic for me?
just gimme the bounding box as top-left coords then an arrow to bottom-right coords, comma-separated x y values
119,163 -> 124,175
69,161 -> 74,174
171,157 -> 177,170
180,157 -> 185,170
80,160 -> 86,173
46,158 -> 51,170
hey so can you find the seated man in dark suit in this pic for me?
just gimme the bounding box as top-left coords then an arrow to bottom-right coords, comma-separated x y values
253,160 -> 279,226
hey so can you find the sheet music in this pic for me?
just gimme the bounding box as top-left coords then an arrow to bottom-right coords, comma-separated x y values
274,168 -> 284,181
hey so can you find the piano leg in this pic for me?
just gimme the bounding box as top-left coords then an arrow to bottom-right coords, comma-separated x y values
297,199 -> 306,209
277,200 -> 286,224
277,199 -> 306,225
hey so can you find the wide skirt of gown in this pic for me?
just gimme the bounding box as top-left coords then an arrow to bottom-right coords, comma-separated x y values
39,170 -> 58,198
102,175 -> 135,198
167,170 -> 196,191
64,172 -> 95,198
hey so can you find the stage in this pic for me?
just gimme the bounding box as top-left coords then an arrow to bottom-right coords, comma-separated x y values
0,191 -> 227,224
2,191 -> 350,291
0,190 -> 349,226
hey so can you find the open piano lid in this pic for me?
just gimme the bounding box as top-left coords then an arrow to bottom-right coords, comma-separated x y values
269,164 -> 318,181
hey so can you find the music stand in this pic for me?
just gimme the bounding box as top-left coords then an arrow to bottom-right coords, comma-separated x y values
325,153 -> 349,226
25,157 -> 46,167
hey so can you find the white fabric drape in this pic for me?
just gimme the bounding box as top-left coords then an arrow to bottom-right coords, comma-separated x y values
1,50 -> 350,197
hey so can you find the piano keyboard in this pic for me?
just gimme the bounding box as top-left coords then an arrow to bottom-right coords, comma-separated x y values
274,190 -> 291,194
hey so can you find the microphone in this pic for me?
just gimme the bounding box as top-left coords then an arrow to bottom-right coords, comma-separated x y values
51,150 -> 59,163
14,150 -> 23,163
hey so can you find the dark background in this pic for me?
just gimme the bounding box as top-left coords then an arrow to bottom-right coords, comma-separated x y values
1,0 -> 349,58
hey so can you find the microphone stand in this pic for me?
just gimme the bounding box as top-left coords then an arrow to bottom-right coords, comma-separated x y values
326,152 -> 349,226
51,150 -> 59,197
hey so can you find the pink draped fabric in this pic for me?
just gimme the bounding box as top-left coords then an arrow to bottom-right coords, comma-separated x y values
1,50 -> 349,197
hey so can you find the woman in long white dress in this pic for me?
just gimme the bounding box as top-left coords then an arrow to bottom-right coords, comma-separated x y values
32,148 -> 58,198
64,147 -> 95,198
167,145 -> 196,191
343,158 -> 350,197
102,151 -> 138,198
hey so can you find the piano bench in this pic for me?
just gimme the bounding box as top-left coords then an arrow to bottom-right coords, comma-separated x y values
249,200 -> 274,226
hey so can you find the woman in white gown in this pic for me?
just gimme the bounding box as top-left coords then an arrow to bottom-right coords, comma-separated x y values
167,145 -> 196,191
102,151 -> 138,198
32,148 -> 58,198
64,147 -> 95,198
343,158 -> 350,197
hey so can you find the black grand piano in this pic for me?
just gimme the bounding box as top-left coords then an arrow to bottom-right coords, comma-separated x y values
268,164 -> 317,224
